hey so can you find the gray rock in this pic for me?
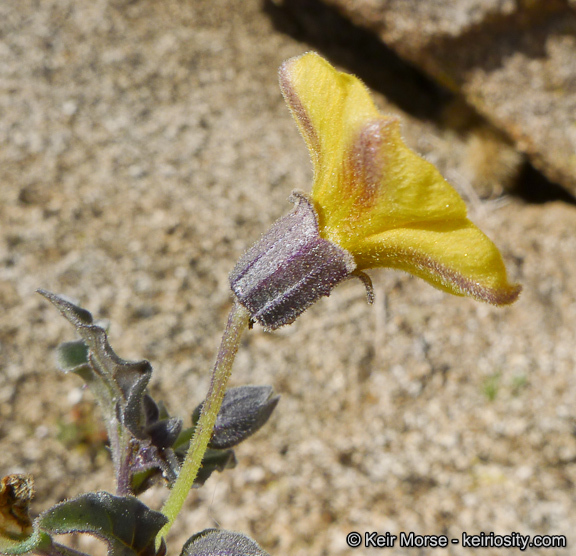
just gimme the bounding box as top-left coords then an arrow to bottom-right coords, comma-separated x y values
319,0 -> 576,193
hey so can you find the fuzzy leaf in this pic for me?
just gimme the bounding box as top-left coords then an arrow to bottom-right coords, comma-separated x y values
38,290 -> 153,439
194,449 -> 237,487
39,291 -> 185,493
42,292 -> 182,445
181,529 -> 270,556
193,387 -> 279,450
56,340 -> 89,371
146,418 -> 183,450
38,492 -> 167,556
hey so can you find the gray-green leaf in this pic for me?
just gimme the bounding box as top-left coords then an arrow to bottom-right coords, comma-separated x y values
181,529 -> 270,556
193,386 -> 279,450
38,492 -> 167,556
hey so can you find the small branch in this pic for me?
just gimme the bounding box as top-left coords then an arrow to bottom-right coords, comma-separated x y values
116,437 -> 136,496
157,301 -> 250,543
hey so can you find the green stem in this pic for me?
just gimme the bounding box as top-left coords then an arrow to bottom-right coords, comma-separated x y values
158,301 -> 250,542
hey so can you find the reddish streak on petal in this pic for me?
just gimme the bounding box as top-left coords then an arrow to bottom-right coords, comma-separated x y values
341,119 -> 396,215
278,62 -> 322,168
395,249 -> 522,306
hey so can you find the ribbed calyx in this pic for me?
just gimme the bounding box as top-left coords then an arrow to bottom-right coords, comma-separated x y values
229,192 -> 356,330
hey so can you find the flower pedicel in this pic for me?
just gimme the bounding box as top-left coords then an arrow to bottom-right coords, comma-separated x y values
230,52 -> 521,330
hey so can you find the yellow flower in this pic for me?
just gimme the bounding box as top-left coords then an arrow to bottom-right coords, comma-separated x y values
278,52 -> 521,305
230,52 -> 521,331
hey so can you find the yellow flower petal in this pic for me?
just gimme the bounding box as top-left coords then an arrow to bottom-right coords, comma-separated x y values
279,52 -> 521,306
279,52 -> 380,176
354,222 -> 521,305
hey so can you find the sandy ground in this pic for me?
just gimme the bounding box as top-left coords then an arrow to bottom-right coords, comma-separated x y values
1,1 -> 575,555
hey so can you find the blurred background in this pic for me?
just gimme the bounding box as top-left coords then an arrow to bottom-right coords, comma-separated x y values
1,1 -> 575,554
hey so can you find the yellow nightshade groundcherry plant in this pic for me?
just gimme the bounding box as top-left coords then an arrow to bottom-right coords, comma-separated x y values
3,53 -> 520,556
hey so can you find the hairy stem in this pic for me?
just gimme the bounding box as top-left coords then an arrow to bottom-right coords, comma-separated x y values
157,301 -> 250,542
116,437 -> 135,496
